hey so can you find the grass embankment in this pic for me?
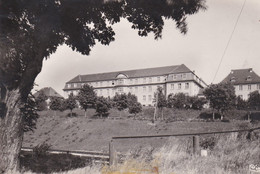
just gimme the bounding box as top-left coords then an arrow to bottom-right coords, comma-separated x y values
51,131 -> 260,174
22,108 -> 254,152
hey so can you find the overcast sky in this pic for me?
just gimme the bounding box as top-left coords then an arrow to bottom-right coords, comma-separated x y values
34,0 -> 260,96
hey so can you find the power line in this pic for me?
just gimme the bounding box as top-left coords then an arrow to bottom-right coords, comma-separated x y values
211,0 -> 247,84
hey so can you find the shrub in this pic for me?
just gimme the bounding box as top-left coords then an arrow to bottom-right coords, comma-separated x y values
33,142 -> 51,157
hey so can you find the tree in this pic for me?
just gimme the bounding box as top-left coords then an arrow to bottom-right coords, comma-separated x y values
0,0 -> 206,171
235,96 -> 248,110
64,93 -> 77,117
35,91 -> 48,111
248,91 -> 260,110
113,93 -> 128,112
154,86 -> 167,120
49,96 -> 63,116
127,93 -> 142,119
77,84 -> 97,117
203,83 -> 236,119
129,102 -> 142,119
95,96 -> 111,118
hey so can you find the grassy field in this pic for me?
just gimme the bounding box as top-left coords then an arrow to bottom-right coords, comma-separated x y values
22,108 -> 258,153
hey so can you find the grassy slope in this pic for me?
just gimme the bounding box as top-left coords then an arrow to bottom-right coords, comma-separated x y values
22,109 -> 254,153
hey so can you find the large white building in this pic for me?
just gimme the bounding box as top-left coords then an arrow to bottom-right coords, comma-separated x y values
221,68 -> 260,100
63,64 -> 207,106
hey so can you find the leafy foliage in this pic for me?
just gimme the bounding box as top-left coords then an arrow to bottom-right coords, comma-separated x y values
49,97 -> 64,112
64,93 -> 77,116
95,96 -> 111,117
235,96 -> 248,110
77,84 -> 97,116
203,83 -> 236,115
35,91 -> 48,111
128,102 -> 142,116
20,94 -> 39,132
155,86 -> 167,109
113,93 -> 128,111
248,91 -> 260,110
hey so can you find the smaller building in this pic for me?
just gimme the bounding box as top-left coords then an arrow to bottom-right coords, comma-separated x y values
34,87 -> 63,109
221,68 -> 260,100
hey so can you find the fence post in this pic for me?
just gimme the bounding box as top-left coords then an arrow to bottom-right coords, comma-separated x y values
109,139 -> 117,166
193,135 -> 200,155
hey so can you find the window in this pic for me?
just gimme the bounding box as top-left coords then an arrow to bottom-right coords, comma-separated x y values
129,87 -> 133,92
183,74 -> 186,79
135,79 -> 138,84
143,95 -> 146,101
74,83 -> 77,88
118,79 -> 124,85
112,81 -> 115,85
130,79 -> 133,84
96,82 -> 98,87
118,87 -> 123,93
239,85 -> 243,90
148,95 -> 152,101
143,78 -> 146,83
173,75 -> 177,80
107,89 -> 109,95
107,81 -> 110,86
100,82 -> 103,86
149,86 -> 152,92
171,84 -> 174,90
149,77 -> 152,83
231,77 -> 236,82
135,87 -> 138,93
257,84 -> 260,90
157,77 -> 160,82
178,83 -> 181,89
185,83 -> 189,89
248,85 -> 251,90
143,86 -> 146,92
67,84 -> 71,88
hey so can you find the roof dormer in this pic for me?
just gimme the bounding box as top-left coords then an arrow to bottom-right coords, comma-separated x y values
246,76 -> 252,81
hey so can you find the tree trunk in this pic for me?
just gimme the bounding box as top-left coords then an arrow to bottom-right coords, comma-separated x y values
84,110 -> 87,117
0,89 -> 24,173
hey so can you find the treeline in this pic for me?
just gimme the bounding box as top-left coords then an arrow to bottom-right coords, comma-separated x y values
34,84 -> 143,118
33,83 -> 260,120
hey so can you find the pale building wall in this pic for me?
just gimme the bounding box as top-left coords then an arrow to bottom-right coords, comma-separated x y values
64,73 -> 206,106
234,84 -> 260,100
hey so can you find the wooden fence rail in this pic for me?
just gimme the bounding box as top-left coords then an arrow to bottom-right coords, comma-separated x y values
109,126 -> 260,165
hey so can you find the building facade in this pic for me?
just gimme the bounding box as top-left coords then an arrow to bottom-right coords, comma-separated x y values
221,68 -> 260,100
63,64 -> 207,106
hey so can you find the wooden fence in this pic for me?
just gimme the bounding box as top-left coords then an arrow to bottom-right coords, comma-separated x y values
109,126 -> 260,166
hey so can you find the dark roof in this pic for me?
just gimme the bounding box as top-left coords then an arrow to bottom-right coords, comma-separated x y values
67,64 -> 191,83
34,87 -> 63,98
221,68 -> 260,85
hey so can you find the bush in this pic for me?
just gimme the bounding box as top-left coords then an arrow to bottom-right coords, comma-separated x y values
33,142 -> 51,157
95,96 -> 110,117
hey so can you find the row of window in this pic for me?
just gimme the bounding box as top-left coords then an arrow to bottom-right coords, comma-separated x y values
67,76 -> 167,88
238,84 -> 260,91
170,83 -> 190,90
143,95 -> 153,102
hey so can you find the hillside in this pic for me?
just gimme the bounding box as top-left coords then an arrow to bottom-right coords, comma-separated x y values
22,109 -> 254,153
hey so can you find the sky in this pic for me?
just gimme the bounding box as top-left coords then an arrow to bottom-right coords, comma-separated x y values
34,0 -> 260,96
